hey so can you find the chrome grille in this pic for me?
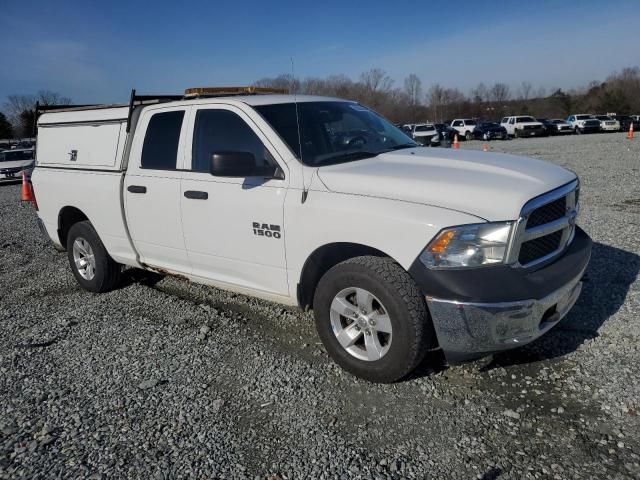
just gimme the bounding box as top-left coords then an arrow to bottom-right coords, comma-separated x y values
508,180 -> 579,268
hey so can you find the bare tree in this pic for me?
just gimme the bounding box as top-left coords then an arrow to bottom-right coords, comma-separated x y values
490,83 -> 511,103
3,90 -> 71,137
470,82 -> 489,103
404,74 -> 422,106
254,74 -> 299,93
425,83 -> 445,121
518,81 -> 533,100
360,68 -> 394,93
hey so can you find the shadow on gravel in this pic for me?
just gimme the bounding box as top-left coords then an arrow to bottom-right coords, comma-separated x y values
119,268 -> 165,288
485,241 -> 640,369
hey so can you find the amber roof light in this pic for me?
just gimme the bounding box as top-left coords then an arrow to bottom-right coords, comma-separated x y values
184,86 -> 288,98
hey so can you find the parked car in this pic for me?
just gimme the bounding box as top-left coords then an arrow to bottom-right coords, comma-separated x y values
538,118 -> 573,135
592,115 -> 620,132
32,88 -> 591,383
449,119 -> 477,140
434,123 -> 456,142
500,116 -> 545,138
409,123 -> 440,146
473,122 -> 508,140
400,124 -> 414,136
566,114 -> 600,134
609,115 -> 634,131
0,148 -> 35,179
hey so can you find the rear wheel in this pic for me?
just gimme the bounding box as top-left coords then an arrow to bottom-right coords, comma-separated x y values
67,221 -> 120,293
313,256 -> 434,383
465,130 -> 473,141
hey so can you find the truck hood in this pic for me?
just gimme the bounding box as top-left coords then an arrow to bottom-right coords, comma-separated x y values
316,148 -> 576,221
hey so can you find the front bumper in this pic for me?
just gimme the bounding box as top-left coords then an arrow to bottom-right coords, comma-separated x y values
410,226 -> 592,363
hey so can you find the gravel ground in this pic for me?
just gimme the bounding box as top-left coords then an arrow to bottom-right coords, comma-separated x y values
1,132 -> 639,479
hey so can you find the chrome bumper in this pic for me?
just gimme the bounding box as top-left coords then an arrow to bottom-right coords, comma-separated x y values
426,268 -> 585,362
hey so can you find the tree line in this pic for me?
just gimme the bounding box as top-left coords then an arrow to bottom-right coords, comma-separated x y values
255,66 -> 640,123
0,91 -> 72,139
1,66 -> 639,138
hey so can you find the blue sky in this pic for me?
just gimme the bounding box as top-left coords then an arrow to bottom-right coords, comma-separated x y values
1,0 -> 638,104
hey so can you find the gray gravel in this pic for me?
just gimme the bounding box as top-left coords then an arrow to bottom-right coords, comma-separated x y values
1,131 -> 639,479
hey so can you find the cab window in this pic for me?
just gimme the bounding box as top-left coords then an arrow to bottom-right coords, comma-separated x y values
141,111 -> 185,170
191,109 -> 276,173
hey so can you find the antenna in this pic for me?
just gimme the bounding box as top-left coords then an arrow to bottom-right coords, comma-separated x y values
291,57 -> 309,203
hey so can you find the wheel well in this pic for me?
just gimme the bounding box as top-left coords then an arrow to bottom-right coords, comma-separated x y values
57,206 -> 88,249
297,243 -> 389,310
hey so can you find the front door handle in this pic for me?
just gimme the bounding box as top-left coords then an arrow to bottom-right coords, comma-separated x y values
184,190 -> 208,200
127,185 -> 147,194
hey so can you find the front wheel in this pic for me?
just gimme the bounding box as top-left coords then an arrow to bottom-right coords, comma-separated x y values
313,256 -> 434,383
67,221 -> 121,293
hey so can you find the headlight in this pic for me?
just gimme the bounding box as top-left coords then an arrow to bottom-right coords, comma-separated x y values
419,222 -> 513,268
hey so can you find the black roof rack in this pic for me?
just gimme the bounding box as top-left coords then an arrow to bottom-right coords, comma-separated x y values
35,87 -> 288,135
126,89 -> 183,132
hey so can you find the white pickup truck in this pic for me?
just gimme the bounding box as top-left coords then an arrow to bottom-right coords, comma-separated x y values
31,88 -> 592,383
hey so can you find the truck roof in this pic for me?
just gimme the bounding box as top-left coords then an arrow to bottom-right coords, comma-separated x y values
37,94 -> 348,126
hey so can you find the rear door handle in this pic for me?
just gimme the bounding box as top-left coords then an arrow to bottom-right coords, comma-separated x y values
184,190 -> 208,200
127,185 -> 147,194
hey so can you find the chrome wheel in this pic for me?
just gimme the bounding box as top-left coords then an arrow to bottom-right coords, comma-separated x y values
329,287 -> 392,361
72,237 -> 96,280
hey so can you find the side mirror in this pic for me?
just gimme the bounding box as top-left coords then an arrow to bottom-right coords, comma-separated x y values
209,151 -> 285,179
210,151 -> 256,177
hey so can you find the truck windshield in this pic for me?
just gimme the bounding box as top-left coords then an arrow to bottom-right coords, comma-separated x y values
255,101 -> 416,167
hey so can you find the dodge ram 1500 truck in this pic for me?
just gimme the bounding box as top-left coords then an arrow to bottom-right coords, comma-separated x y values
31,87 -> 592,383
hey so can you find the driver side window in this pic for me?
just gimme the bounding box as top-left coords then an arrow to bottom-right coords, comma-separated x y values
191,109 -> 276,173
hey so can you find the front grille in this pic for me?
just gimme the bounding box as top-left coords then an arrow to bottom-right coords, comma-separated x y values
511,181 -> 579,267
526,196 -> 566,228
518,230 -> 563,264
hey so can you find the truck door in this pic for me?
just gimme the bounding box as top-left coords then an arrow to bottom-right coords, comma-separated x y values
124,106 -> 191,274
180,104 -> 289,296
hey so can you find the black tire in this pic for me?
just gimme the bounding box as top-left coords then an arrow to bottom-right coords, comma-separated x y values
465,131 -> 472,141
514,128 -> 520,138
313,256 -> 434,383
575,127 -> 581,135
66,221 -> 120,293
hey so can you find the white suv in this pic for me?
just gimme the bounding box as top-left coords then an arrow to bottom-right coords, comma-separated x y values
449,119 -> 477,140
500,116 -> 545,138
592,115 -> 620,132
409,123 -> 440,146
566,114 -> 601,134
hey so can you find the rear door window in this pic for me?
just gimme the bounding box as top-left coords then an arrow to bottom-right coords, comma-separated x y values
141,111 -> 185,170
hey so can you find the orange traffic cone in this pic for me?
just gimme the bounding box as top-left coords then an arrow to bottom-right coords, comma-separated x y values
453,134 -> 459,149
21,171 -> 34,202
628,123 -> 634,139
482,143 -> 488,152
